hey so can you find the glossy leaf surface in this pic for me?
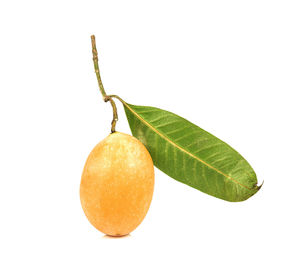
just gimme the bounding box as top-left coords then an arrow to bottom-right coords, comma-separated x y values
120,100 -> 261,202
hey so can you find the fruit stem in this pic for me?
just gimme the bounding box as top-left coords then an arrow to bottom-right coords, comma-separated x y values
91,35 -> 118,133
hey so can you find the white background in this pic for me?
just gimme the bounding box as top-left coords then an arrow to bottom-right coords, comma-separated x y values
0,1 -> 299,268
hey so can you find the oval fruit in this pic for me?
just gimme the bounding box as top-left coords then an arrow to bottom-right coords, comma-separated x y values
80,132 -> 155,236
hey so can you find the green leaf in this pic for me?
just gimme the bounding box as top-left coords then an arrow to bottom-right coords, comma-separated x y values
117,97 -> 261,202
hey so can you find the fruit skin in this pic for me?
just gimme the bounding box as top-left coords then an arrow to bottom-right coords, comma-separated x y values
80,132 -> 155,236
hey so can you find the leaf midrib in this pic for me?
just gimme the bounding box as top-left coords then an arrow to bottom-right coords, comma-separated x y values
121,100 -> 253,191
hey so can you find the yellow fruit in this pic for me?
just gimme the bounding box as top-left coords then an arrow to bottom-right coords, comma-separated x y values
80,132 -> 155,236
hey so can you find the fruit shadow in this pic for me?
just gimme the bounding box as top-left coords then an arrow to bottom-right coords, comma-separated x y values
102,234 -> 132,240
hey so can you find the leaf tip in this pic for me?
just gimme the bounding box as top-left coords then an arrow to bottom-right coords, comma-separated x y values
256,180 -> 264,191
